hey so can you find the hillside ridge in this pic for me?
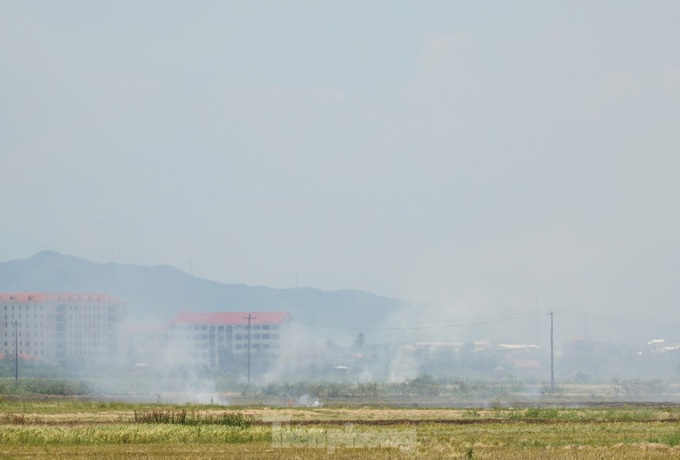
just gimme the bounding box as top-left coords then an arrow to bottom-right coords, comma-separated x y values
0,252 -> 402,334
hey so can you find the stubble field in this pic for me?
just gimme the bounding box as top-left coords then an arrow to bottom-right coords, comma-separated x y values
1,399 -> 680,459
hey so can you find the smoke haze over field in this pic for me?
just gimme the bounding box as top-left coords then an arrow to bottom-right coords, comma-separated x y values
3,253 -> 680,401
2,1 -> 680,344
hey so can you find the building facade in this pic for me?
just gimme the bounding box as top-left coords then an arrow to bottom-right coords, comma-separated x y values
166,311 -> 294,368
0,292 -> 127,367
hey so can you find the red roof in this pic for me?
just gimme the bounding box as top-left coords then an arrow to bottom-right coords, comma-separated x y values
169,311 -> 292,325
0,293 -> 123,303
513,359 -> 542,369
0,352 -> 39,361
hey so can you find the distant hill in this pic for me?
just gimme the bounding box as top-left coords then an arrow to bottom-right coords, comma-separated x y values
0,251 -> 403,337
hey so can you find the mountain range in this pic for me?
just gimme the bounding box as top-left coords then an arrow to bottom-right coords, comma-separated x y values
0,251 -> 403,338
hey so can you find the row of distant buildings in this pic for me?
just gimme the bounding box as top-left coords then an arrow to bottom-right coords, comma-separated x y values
0,292 -> 293,369
130,311 -> 294,369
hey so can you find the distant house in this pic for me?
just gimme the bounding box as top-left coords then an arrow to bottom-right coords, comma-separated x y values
0,352 -> 39,362
0,292 -> 127,367
512,359 -> 542,369
166,311 -> 294,368
647,338 -> 680,354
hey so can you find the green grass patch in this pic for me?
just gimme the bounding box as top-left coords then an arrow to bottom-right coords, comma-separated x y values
0,424 -> 270,446
0,378 -> 91,396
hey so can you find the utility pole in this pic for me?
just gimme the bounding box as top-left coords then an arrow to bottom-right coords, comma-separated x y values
548,311 -> 554,390
243,314 -> 256,385
6,320 -> 20,381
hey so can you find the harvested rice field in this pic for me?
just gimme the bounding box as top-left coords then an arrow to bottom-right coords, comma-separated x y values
2,400 -> 680,458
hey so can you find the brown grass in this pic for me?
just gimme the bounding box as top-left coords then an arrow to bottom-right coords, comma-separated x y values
2,402 -> 680,458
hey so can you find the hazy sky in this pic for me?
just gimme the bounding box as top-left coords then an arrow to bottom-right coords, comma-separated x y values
2,1 -> 679,319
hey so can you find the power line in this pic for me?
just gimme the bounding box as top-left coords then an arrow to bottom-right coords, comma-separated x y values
297,313 -> 538,331
557,310 -> 680,327
309,311 -> 538,325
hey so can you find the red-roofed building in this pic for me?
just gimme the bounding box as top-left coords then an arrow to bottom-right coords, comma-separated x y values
0,292 -> 127,368
166,311 -> 294,368
169,311 -> 291,326
0,352 -> 39,361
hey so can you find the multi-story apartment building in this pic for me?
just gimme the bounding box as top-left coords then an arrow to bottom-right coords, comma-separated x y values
166,311 -> 294,368
0,292 -> 127,367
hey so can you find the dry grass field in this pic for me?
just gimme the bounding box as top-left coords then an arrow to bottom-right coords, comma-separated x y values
1,400 -> 680,458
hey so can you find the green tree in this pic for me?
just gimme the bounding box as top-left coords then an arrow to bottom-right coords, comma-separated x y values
354,332 -> 365,349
